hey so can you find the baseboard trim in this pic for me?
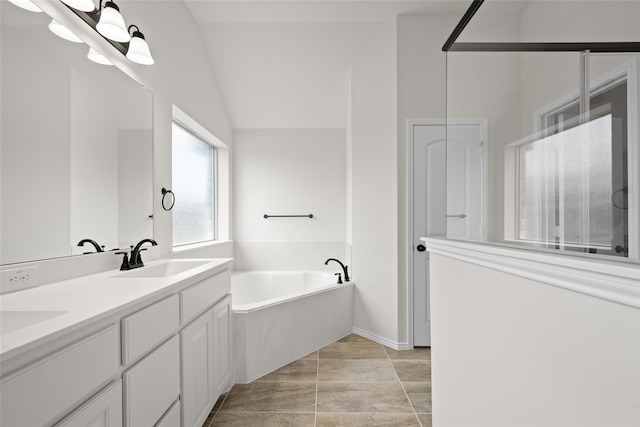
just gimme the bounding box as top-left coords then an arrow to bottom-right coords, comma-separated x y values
352,327 -> 410,350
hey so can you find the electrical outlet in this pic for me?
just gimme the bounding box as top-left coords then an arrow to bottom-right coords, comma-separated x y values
1,266 -> 39,293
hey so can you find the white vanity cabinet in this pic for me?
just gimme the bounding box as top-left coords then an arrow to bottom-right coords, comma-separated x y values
123,335 -> 180,427
0,325 -> 120,427
0,260 -> 233,427
56,380 -> 123,427
212,295 -> 233,399
180,310 -> 215,427
179,269 -> 232,427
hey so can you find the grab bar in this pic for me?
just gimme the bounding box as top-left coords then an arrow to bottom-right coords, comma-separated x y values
263,214 -> 314,219
446,214 -> 467,219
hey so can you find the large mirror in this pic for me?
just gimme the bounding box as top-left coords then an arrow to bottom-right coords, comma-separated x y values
1,2 -> 153,265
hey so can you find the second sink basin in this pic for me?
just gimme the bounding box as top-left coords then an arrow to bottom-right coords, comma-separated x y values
113,260 -> 210,278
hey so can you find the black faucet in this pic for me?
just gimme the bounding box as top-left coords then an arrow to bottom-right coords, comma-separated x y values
128,238 -> 158,269
325,258 -> 350,282
114,238 -> 158,270
77,239 -> 104,253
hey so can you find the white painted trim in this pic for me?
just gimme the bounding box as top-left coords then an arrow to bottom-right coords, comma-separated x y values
406,118 -> 488,348
352,327 -> 408,350
423,237 -> 640,309
171,106 -> 230,242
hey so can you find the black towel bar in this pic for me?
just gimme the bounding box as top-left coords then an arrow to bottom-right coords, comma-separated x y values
263,214 -> 313,219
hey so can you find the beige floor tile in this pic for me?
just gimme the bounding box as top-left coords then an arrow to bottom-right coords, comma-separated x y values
202,334 -> 433,426
300,350 -> 319,360
318,359 -> 397,382
392,360 -> 431,382
403,382 -> 432,413
319,341 -> 387,359
385,346 -> 431,360
220,382 -> 316,413
211,412 -> 315,426
416,412 -> 433,427
316,412 -> 421,427
256,359 -> 318,382
317,382 -> 413,413
336,333 -> 372,343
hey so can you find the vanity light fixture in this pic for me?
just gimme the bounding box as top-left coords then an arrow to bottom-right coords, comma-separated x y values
7,0 -> 42,12
96,0 -> 129,43
125,25 -> 154,65
60,0 -> 95,12
49,19 -> 83,43
87,46 -> 113,65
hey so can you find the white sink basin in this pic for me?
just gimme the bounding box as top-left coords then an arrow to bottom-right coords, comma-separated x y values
113,260 -> 209,278
1,310 -> 69,335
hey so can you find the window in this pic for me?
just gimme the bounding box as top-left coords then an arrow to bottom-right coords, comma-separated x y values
517,114 -> 617,252
172,122 -> 216,246
509,76 -> 631,257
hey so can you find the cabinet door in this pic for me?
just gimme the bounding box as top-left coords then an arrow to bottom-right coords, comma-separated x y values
56,381 -> 122,427
180,310 -> 214,427
212,295 -> 232,400
123,335 -> 180,427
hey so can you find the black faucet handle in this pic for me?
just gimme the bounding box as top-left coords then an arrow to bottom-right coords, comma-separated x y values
334,273 -> 343,284
136,248 -> 148,264
115,251 -> 130,270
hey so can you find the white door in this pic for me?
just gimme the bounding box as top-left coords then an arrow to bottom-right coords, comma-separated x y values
446,125 -> 485,241
412,120 -> 485,347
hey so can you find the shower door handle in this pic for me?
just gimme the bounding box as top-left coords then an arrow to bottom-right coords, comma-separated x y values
446,214 -> 467,219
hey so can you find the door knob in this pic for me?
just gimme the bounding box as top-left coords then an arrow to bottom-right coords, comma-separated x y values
416,244 -> 426,252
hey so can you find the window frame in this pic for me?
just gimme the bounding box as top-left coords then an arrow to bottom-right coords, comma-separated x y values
504,59 -> 639,259
171,106 -> 229,250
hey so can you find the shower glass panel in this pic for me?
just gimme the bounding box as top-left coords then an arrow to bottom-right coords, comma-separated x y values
446,51 -> 581,245
444,0 -> 640,260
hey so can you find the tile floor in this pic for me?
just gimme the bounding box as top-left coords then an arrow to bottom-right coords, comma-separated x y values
202,334 -> 432,427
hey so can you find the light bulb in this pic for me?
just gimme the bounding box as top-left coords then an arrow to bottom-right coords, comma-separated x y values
87,47 -> 113,65
7,0 -> 42,12
126,27 -> 154,65
96,1 -> 129,42
60,0 -> 95,12
49,20 -> 83,43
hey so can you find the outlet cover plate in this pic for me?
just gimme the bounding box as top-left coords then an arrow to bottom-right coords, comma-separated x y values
1,266 -> 39,294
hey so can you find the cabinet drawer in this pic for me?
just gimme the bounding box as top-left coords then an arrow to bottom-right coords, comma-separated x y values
122,295 -> 179,365
181,269 -> 230,324
56,380 -> 123,427
154,400 -> 180,427
1,325 -> 120,427
124,335 -> 180,427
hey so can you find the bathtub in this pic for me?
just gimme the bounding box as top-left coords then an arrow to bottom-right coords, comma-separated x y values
232,270 -> 354,383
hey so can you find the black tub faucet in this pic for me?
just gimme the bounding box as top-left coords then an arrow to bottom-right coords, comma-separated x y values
325,258 -> 350,282
77,239 -> 104,253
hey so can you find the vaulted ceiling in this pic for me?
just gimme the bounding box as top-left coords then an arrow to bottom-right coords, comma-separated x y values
183,1 -> 470,129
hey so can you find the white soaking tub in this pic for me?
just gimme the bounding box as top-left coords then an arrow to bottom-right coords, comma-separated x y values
232,271 -> 354,383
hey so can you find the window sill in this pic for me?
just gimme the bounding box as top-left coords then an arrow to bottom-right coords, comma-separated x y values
172,240 -> 232,253
422,237 -> 640,309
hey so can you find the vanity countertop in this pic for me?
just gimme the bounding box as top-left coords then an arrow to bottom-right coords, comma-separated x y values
0,258 -> 233,369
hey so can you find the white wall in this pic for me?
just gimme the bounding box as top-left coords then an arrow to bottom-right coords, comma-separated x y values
349,20 -> 399,344
233,129 -> 346,271
119,1 -> 234,260
396,13 -> 458,346
430,253 -> 640,426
